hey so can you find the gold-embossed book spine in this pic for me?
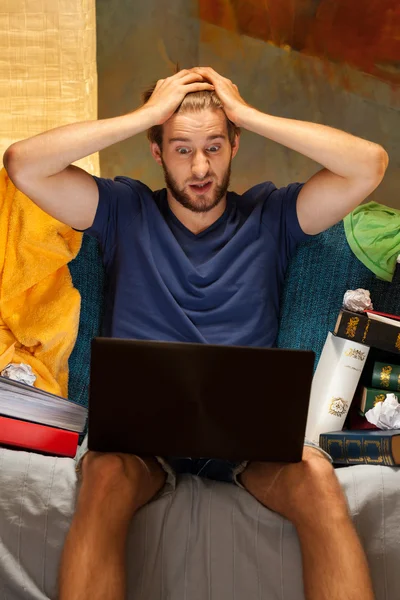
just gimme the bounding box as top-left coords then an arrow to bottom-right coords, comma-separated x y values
319,430 -> 400,466
371,362 -> 400,392
334,310 -> 400,354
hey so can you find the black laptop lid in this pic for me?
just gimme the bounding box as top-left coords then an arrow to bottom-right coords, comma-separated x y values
88,338 -> 315,463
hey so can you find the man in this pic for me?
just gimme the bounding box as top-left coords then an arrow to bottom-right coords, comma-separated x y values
4,67 -> 387,600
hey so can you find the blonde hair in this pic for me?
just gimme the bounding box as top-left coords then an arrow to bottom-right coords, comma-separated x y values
142,80 -> 240,149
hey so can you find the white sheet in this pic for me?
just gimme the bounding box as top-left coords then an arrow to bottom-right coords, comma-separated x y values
0,447 -> 399,599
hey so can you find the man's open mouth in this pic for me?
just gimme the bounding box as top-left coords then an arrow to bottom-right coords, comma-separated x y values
189,181 -> 212,194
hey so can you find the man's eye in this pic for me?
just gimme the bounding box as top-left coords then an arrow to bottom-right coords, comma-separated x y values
177,148 -> 190,154
207,146 -> 220,153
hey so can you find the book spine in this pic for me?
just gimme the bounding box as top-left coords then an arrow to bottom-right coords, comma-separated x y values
0,416 -> 79,457
361,387 -> 396,414
372,362 -> 400,392
306,334 -> 369,444
334,311 -> 400,354
319,432 -> 397,466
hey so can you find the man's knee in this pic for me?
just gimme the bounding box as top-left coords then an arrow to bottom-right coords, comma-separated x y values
300,446 -> 338,486
80,451 -> 127,487
293,447 -> 348,513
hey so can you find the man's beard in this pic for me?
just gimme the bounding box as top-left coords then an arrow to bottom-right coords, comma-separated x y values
161,158 -> 231,214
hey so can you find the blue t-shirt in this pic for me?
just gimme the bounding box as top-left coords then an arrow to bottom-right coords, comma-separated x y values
84,176 -> 311,347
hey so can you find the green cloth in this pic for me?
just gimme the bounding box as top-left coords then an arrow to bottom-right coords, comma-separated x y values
344,201 -> 400,282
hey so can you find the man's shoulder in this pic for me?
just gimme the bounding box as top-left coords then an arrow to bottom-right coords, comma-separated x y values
228,181 -> 277,213
233,181 -> 303,206
94,175 -> 164,210
92,175 -> 164,231
242,181 -> 278,200
229,181 -> 304,232
110,175 -> 155,196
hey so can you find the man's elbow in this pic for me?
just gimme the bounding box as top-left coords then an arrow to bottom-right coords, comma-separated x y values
3,144 -> 22,182
3,144 -> 15,172
368,145 -> 389,183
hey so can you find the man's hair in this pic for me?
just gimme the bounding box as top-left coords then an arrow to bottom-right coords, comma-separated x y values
142,78 -> 240,150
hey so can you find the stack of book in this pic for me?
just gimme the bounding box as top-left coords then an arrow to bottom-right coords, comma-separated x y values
357,360 -> 399,417
0,376 -> 87,458
306,308 -> 400,466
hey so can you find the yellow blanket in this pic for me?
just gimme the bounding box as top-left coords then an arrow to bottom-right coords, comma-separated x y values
0,168 -> 83,397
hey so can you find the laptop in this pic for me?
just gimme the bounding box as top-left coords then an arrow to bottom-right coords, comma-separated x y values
87,338 -> 315,463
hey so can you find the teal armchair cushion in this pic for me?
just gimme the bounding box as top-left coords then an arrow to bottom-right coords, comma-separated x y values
277,222 -> 399,365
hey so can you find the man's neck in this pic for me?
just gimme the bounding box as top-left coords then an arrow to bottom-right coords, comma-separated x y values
166,190 -> 227,235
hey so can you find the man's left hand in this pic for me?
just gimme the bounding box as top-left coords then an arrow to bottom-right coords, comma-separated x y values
192,67 -> 249,126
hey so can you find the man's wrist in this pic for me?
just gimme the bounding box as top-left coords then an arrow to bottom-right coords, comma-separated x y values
233,104 -> 261,129
129,104 -> 162,130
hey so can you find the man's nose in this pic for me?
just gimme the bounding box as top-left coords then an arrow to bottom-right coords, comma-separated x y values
191,151 -> 209,179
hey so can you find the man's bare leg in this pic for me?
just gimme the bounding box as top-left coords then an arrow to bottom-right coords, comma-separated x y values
240,447 -> 375,600
58,452 -> 166,600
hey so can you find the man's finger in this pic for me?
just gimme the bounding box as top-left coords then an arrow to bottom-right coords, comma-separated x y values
184,82 -> 215,94
179,72 -> 206,85
193,66 -> 223,81
194,66 -> 221,75
174,69 -> 193,79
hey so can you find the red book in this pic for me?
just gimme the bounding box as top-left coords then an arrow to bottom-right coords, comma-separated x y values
0,415 -> 79,457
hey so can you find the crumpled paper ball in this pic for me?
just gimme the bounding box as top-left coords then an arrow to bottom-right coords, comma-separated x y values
1,363 -> 37,386
343,288 -> 373,312
365,394 -> 400,430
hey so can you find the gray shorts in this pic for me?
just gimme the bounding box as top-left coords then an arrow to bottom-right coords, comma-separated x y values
74,436 -> 332,491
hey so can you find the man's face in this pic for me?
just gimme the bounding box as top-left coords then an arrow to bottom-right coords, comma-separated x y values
152,108 -> 239,213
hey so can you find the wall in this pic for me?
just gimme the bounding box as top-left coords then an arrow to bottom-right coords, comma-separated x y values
1,0 -> 99,176
96,0 -> 400,208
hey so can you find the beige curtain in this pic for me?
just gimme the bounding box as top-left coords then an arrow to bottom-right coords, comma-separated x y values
0,0 -> 99,175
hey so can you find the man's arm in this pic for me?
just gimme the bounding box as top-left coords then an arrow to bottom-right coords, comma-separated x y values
3,111 -> 156,230
230,109 -> 388,235
194,67 -> 389,235
3,70 -> 213,230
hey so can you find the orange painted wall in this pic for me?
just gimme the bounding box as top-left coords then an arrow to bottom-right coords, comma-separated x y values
96,0 -> 399,207
199,0 -> 400,85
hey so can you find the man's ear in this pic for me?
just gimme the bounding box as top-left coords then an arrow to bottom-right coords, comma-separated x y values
231,132 -> 240,159
150,142 -> 163,166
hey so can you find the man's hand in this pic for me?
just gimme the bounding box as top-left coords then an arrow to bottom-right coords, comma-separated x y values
240,446 -> 348,528
144,70 -> 214,125
79,451 -> 166,522
192,67 -> 250,125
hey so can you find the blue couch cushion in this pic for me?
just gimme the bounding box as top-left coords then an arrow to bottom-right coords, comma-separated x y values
68,235 -> 104,408
277,222 -> 400,366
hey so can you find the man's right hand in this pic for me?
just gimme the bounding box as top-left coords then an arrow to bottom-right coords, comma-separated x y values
144,69 -> 215,125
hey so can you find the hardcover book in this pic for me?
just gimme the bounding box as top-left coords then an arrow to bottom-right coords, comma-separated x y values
0,415 -> 79,457
371,361 -> 400,392
0,376 -> 87,433
319,430 -> 400,466
358,386 -> 398,415
334,310 -> 400,354
306,332 -> 369,444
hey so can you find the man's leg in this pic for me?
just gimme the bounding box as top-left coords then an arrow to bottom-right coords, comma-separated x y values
240,447 -> 375,600
58,452 -> 166,600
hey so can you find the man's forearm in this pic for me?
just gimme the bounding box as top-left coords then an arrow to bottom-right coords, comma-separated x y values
236,106 -> 388,180
4,106 -> 157,180
296,514 -> 375,600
